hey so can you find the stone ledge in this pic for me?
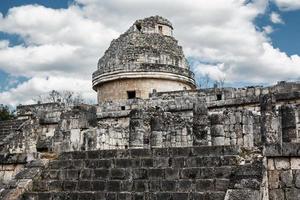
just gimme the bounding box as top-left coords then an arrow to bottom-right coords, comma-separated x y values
0,153 -> 39,165
93,63 -> 194,81
92,70 -> 195,90
58,146 -> 242,160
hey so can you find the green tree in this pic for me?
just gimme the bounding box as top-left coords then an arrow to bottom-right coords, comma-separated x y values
0,105 -> 15,121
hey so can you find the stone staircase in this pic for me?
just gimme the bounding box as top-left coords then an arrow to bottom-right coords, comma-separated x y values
0,119 -> 28,152
23,146 -> 263,200
0,119 -> 26,141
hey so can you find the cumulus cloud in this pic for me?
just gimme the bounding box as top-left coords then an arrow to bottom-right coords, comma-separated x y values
0,5 -> 118,78
0,0 -> 300,106
273,0 -> 300,11
193,63 -> 226,81
270,12 -> 284,24
0,76 -> 95,106
0,4 -> 117,106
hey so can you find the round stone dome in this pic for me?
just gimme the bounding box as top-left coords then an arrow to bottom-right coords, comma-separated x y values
92,16 -> 196,103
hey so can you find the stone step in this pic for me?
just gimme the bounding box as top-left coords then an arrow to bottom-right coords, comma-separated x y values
22,146 -> 262,200
58,146 -> 241,160
0,120 -> 25,127
48,155 -> 239,170
0,131 -> 10,135
40,166 -> 235,181
0,119 -> 25,126
0,127 -> 11,130
23,191 -> 226,200
0,119 -> 26,140
33,178 -> 231,193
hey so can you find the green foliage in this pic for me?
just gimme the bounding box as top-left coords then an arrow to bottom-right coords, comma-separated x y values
0,104 -> 15,121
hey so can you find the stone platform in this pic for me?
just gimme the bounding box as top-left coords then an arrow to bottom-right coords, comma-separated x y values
22,146 -> 262,200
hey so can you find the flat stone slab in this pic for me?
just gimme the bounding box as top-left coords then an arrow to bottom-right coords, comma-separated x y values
224,189 -> 260,200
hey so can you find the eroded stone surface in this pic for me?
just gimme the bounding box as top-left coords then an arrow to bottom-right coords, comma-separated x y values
0,15 -> 299,200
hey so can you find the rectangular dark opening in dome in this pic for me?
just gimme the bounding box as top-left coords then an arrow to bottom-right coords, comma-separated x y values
136,23 -> 142,31
216,94 -> 222,101
127,91 -> 136,99
158,25 -> 163,34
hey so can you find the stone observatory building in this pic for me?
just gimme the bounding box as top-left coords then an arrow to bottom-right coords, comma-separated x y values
92,16 -> 196,102
0,16 -> 300,200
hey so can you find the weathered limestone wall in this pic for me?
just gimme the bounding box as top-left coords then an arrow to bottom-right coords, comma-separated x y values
0,82 -> 298,154
268,157 -> 300,199
209,109 -> 258,148
0,164 -> 24,184
154,81 -> 300,110
134,16 -> 173,36
97,78 -> 193,102
262,99 -> 300,200
0,119 -> 27,152
97,117 -> 129,150
95,84 -> 291,150
23,146 -> 263,200
0,153 -> 38,185
0,13 -> 299,199
48,82 -> 300,152
16,103 -> 62,120
155,24 -> 173,36
0,103 -> 64,154
0,119 -> 38,154
0,155 -> 47,200
94,104 -> 259,150
0,82 -> 299,199
52,105 -> 97,152
280,104 -> 300,143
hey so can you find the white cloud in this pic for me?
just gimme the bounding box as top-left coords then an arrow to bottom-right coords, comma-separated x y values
194,63 -> 226,81
270,12 -> 284,24
0,76 -> 95,106
0,5 -> 118,78
0,0 -> 300,107
262,25 -> 274,34
0,4 -> 117,106
273,0 -> 300,11
0,40 -> 9,48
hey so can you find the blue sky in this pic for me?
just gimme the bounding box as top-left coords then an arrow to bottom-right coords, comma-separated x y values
271,11 -> 300,55
0,0 -> 299,106
0,0 -> 70,93
256,2 -> 300,56
0,0 -> 70,14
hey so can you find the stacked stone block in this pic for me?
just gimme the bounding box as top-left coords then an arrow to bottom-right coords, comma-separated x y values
268,157 -> 300,200
193,102 -> 210,145
223,110 -> 256,148
23,146 -> 262,200
52,106 -> 97,152
280,105 -> 297,143
0,120 -> 26,140
97,118 -> 129,150
260,94 -> 281,156
129,109 -> 145,148
148,111 -> 193,148
0,153 -> 42,200
210,114 -> 225,146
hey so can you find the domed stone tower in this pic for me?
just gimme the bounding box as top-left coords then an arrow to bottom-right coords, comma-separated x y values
92,16 -> 196,103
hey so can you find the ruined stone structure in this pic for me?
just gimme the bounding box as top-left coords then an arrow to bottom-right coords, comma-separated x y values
0,16 -> 299,200
92,16 -> 196,102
